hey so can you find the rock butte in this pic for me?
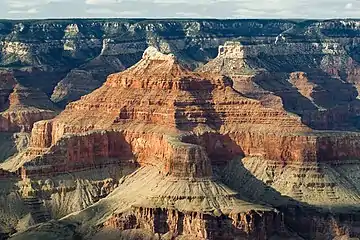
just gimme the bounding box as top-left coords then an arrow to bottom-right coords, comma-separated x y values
0,71 -> 58,133
200,41 -> 360,131
3,44 -> 360,239
26,46 -> 310,176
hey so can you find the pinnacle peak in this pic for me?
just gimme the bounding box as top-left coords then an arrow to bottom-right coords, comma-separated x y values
142,46 -> 176,62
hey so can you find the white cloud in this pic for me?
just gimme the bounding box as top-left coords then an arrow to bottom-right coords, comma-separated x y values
6,0 -> 72,9
27,8 -> 39,13
85,0 -> 121,5
86,8 -> 116,14
345,3 -> 353,9
8,8 -> 39,14
86,8 -> 142,16
175,12 -> 202,17
2,0 -> 360,19
7,0 -> 42,8
116,10 -> 143,16
232,0 -> 360,18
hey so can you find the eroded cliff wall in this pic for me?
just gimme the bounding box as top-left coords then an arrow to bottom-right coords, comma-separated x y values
2,19 -> 360,105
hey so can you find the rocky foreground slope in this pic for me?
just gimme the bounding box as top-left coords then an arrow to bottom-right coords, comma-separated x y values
2,46 -> 360,240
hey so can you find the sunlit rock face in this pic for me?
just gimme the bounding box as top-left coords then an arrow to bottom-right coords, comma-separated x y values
4,46 -> 360,240
3,19 -> 360,239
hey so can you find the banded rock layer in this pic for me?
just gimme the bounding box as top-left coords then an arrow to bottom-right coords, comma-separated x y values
200,41 -> 360,131
199,41 -> 360,237
0,71 -> 57,132
2,19 -> 360,105
28,46 -> 308,173
7,46 -> 360,240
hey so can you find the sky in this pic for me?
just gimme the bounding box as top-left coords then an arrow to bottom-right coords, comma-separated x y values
1,0 -> 359,19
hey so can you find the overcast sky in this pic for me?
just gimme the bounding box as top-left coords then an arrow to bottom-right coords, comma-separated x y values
1,0 -> 359,19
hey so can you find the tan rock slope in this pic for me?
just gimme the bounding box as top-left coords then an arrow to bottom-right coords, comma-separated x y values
7,46 -> 360,239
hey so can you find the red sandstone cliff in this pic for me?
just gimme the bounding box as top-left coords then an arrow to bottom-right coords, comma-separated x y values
24,45 -> 360,182
0,71 -> 58,132
9,46 -> 360,239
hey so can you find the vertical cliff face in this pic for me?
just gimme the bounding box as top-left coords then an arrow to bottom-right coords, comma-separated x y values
104,207 -> 285,240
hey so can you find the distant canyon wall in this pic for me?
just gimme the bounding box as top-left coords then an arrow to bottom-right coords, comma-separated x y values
1,19 -> 360,105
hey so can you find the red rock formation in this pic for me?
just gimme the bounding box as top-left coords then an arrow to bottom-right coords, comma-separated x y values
0,71 -> 58,132
22,131 -> 134,178
24,47 -> 306,178
13,46 -> 360,239
24,46 -> 360,174
25,129 -> 212,178
29,46 -> 306,157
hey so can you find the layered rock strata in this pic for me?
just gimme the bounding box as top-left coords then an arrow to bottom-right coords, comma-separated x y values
2,19 -> 360,104
197,41 -> 360,239
7,46 -> 360,239
29,47 -> 308,160
200,41 -> 360,131
0,71 -> 58,132
2,47 -> 294,239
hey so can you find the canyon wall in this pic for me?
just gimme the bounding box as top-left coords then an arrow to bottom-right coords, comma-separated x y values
0,71 -> 58,133
1,19 -> 360,105
3,20 -> 360,239
200,37 -> 360,132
